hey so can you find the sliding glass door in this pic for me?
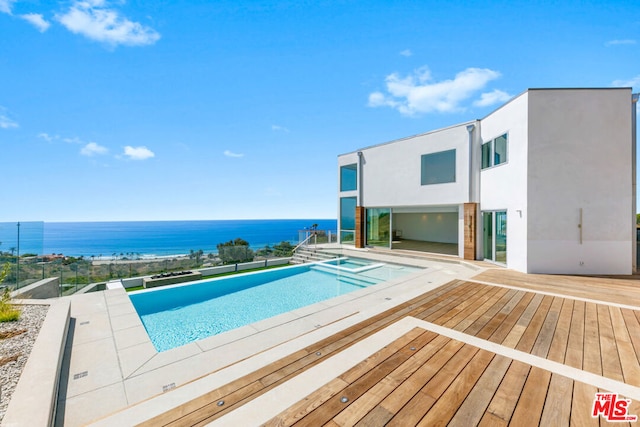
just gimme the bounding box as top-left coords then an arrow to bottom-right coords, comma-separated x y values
366,208 -> 391,247
483,210 -> 507,264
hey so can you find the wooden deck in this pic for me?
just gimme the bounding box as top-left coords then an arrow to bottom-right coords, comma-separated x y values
139,275 -> 640,426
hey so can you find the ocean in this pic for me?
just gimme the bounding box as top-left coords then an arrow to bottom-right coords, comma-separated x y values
0,219 -> 337,258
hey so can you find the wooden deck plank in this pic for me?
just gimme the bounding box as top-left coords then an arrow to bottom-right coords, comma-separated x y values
583,302 -> 602,376
453,288 -> 519,336
386,344 -> 480,426
266,329 -> 431,427
570,382 -> 599,427
476,292 -> 534,344
509,366 -> 552,426
417,349 -> 495,427
430,284 -> 504,328
416,282 -> 489,323
447,355 -> 512,427
565,300 -> 585,369
609,306 -> 640,387
479,360 -> 531,426
547,298 -> 574,363
470,269 -> 640,307
530,296 -> 563,358
621,308 -> 640,367
598,304 -> 625,382
515,295 -> 554,353
376,338 -> 461,420
332,335 -> 451,426
474,290 -> 530,341
501,293 -> 544,348
291,330 -> 437,426
539,373 -> 573,427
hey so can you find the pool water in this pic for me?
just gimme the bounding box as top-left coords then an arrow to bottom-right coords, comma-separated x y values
130,260 -> 420,352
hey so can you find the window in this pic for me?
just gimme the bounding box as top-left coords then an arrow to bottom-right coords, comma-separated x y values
421,149 -> 456,185
340,164 -> 357,191
340,197 -> 357,243
482,133 -> 508,169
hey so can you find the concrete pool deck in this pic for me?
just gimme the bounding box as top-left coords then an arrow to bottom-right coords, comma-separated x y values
54,251 -> 483,426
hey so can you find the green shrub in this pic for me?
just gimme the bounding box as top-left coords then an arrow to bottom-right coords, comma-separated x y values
0,286 -> 20,323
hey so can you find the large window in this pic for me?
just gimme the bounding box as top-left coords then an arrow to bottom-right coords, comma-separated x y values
340,164 -> 357,191
482,134 -> 508,169
340,197 -> 357,243
421,149 -> 456,185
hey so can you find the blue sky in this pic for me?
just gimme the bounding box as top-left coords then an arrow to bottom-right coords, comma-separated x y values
1,0 -> 638,221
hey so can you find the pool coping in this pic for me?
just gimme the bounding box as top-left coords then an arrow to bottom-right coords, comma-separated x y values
55,254 -> 483,426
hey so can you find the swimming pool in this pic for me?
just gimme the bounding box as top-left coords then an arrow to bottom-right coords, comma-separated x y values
129,259 -> 421,352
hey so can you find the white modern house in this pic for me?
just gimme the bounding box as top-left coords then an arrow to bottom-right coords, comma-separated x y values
338,88 -> 639,274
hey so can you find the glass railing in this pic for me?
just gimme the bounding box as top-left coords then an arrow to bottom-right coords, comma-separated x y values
0,222 -> 339,296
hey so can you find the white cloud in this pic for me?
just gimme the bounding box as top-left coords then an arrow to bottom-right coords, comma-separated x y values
399,49 -> 412,57
271,125 -> 289,132
224,150 -> 244,158
0,0 -> 15,15
612,75 -> 640,89
368,66 -> 504,116
123,145 -> 154,160
38,132 -> 58,141
56,1 -> 160,47
605,39 -> 636,46
20,13 -> 51,32
0,108 -> 18,129
63,136 -> 83,144
81,142 -> 108,156
473,89 -> 512,107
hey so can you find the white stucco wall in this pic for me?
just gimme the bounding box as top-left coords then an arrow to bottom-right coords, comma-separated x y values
346,124 -> 471,207
480,92 -> 530,272
526,88 -> 633,274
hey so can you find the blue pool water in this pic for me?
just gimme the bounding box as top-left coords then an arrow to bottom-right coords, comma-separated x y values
130,260 -> 421,352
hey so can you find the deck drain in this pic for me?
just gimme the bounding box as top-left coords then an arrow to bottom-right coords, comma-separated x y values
79,321 -> 90,326
316,352 -> 322,356
162,383 -> 176,392
385,297 -> 391,300
340,396 -> 349,403
217,400 -> 225,406
73,371 -> 88,380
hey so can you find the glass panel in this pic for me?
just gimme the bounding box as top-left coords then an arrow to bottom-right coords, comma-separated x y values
481,142 -> 491,169
495,211 -> 507,263
483,212 -> 493,260
366,208 -> 391,247
0,221 -> 45,290
340,197 -> 357,244
340,197 -> 357,230
421,149 -> 456,185
340,164 -> 357,192
494,134 -> 508,166
340,231 -> 355,243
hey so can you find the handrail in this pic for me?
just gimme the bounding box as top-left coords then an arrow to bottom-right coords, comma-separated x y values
293,232 -> 316,252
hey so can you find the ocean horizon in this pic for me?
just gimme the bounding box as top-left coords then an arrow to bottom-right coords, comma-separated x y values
0,219 -> 337,258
